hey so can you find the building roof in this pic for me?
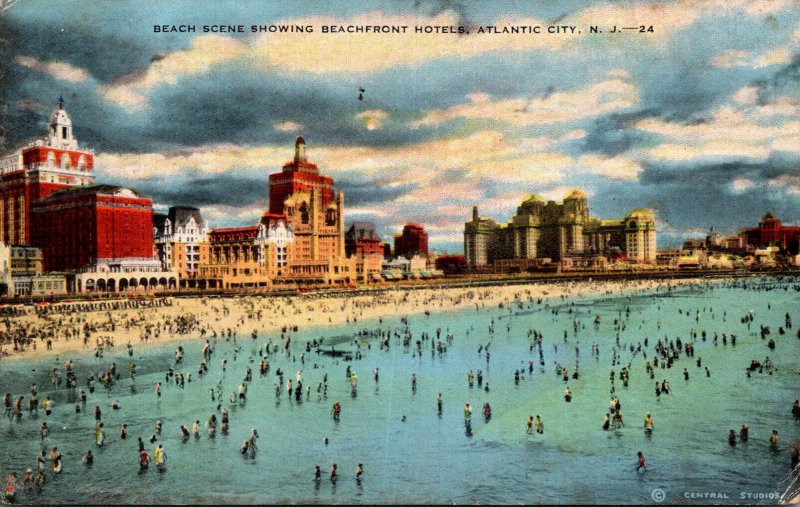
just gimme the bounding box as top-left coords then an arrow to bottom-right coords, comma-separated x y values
564,189 -> 587,200
522,194 -> 544,204
260,212 -> 289,228
167,206 -> 203,229
40,183 -> 145,201
625,208 -> 655,221
209,225 -> 260,241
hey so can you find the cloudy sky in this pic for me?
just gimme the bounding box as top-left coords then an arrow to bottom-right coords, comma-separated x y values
1,0 -> 799,252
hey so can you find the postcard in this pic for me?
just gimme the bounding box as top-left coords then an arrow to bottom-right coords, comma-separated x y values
0,0 -> 799,504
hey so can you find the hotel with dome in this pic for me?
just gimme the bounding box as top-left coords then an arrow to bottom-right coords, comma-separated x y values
464,190 -> 656,271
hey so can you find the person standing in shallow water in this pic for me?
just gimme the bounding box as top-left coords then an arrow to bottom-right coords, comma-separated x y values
636,451 -> 646,472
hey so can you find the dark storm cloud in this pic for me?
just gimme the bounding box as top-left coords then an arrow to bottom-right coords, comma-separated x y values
638,154 -> 800,186
106,173 -> 268,208
138,69 -> 435,151
581,109 -> 660,156
4,18 -> 158,84
584,154 -> 800,240
336,179 -> 419,207
0,15 -> 18,151
753,53 -> 800,103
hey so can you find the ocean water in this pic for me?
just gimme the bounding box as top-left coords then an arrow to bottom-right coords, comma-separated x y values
1,278 -> 799,504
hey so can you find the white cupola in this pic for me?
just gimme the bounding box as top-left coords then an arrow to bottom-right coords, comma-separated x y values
46,96 -> 78,150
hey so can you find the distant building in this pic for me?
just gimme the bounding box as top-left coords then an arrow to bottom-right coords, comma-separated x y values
394,223 -> 428,258
464,206 -> 501,268
345,221 -> 379,255
464,191 -> 656,270
435,254 -> 466,273
743,213 -> 800,255
345,222 -> 384,283
0,98 -> 94,245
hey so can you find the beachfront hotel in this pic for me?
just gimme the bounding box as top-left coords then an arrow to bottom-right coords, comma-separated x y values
0,97 -> 94,246
0,100 -> 178,294
187,136 -> 358,289
464,191 -> 657,271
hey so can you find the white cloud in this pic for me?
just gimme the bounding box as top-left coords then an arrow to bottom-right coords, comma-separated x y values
14,55 -> 90,83
467,152 -> 571,184
411,79 -> 638,129
711,46 -> 794,69
729,178 -> 755,194
753,47 -> 793,68
635,94 -> 800,163
577,154 -> 642,180
710,49 -> 750,68
539,186 -> 595,202
274,121 -> 304,132
519,129 -> 586,151
732,86 -> 759,105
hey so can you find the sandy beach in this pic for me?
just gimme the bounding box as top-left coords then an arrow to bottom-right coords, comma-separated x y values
0,277 -> 717,362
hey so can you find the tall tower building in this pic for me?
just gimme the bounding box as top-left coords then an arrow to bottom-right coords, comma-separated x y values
267,137 -> 352,283
268,136 -> 334,215
0,97 -> 95,245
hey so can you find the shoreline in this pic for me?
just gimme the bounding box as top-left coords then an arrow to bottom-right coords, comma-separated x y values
0,276 -> 780,361
0,274 -> 747,363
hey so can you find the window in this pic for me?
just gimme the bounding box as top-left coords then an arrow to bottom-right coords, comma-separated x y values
62,127 -> 68,139
300,203 -> 309,224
